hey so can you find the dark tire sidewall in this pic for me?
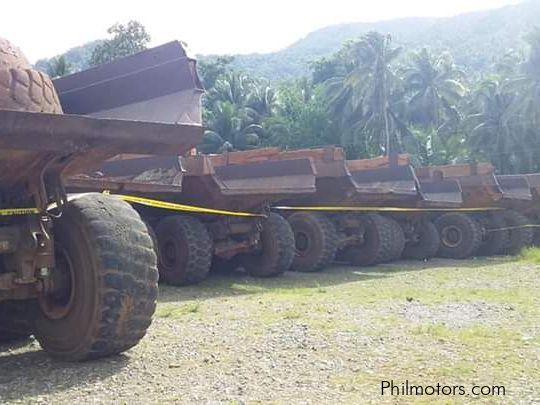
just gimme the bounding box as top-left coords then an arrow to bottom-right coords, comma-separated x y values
34,204 -> 101,358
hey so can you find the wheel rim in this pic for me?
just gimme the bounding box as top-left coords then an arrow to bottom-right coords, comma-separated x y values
39,245 -> 75,320
441,225 -> 463,248
160,238 -> 186,270
295,231 -> 310,255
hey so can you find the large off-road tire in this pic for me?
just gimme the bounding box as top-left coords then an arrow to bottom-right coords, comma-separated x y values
155,215 -> 213,286
33,194 -> 158,361
288,212 -> 338,272
240,213 -> 294,277
340,213 -> 394,267
435,213 -> 482,259
0,38 -> 31,69
0,68 -> 63,113
499,210 -> 534,255
0,301 -> 32,344
381,216 -> 405,262
402,220 -> 440,260
476,213 -> 509,256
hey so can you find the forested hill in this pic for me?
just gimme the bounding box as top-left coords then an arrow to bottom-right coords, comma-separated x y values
37,1 -> 538,80
218,0 -> 539,80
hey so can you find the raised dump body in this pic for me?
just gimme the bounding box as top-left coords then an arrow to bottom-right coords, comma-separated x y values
59,40 -> 204,195
54,41 -> 203,124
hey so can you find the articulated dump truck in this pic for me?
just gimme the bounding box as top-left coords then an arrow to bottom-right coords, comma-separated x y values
0,39 -> 203,360
416,163 -> 538,258
61,45 -> 318,286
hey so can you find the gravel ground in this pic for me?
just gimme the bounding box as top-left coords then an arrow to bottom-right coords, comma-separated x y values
0,258 -> 538,404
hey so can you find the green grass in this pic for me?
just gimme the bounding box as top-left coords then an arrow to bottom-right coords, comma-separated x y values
156,302 -> 201,318
156,258 -> 539,401
519,246 -> 540,264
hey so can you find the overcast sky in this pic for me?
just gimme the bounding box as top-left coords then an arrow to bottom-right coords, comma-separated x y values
1,0 -> 523,62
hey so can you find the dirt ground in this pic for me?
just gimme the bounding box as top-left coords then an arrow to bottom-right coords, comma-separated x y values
0,257 -> 538,404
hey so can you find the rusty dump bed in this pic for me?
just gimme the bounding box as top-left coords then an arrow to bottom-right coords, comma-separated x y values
58,41 -> 208,196
496,175 -> 533,201
255,147 -> 462,208
0,110 -> 201,195
177,153 -> 316,212
525,174 -> 540,200
69,148 -> 317,212
415,163 -> 534,208
346,156 -> 462,207
54,41 -> 203,125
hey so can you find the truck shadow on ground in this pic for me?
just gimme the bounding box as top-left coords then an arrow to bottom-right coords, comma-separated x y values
158,256 -> 505,304
0,343 -> 129,402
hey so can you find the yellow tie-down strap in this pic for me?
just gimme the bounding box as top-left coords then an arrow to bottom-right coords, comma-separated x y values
0,193 -> 263,218
113,194 -> 263,217
273,205 -> 504,213
0,207 -> 41,216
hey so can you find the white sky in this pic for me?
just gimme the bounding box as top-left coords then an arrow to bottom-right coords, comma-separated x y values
1,0 -> 523,62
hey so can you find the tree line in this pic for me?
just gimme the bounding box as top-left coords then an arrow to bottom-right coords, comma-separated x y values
38,21 -> 540,174
201,29 -> 540,174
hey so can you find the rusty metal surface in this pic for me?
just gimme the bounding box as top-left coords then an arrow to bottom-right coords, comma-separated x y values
54,41 -> 203,124
67,154 -> 318,212
98,156 -> 181,178
525,174 -> 540,200
66,177 -> 183,194
417,179 -> 463,207
348,166 -> 418,196
496,175 -> 533,201
0,110 -> 202,191
213,159 -> 316,195
177,156 -> 317,211
416,165 -> 502,207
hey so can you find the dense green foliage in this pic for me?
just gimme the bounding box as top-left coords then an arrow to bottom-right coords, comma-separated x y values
201,26 -> 540,174
32,2 -> 540,173
35,40 -> 102,74
35,21 -> 150,75
90,21 -> 151,66
222,1 -> 540,81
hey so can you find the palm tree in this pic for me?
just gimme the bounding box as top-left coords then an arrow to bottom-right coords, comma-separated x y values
246,79 -> 277,120
326,32 -> 407,156
403,49 -> 466,131
497,28 -> 540,172
208,72 -> 254,107
467,80 -> 521,173
47,55 -> 72,78
200,101 -> 263,153
511,29 -> 540,129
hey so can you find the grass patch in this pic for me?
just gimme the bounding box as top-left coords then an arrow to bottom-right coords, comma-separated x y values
157,302 -> 201,318
518,247 -> 540,264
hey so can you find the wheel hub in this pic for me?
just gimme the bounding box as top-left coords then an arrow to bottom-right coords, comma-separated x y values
295,231 -> 310,255
39,245 -> 75,320
441,225 -> 463,248
161,239 -> 180,268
